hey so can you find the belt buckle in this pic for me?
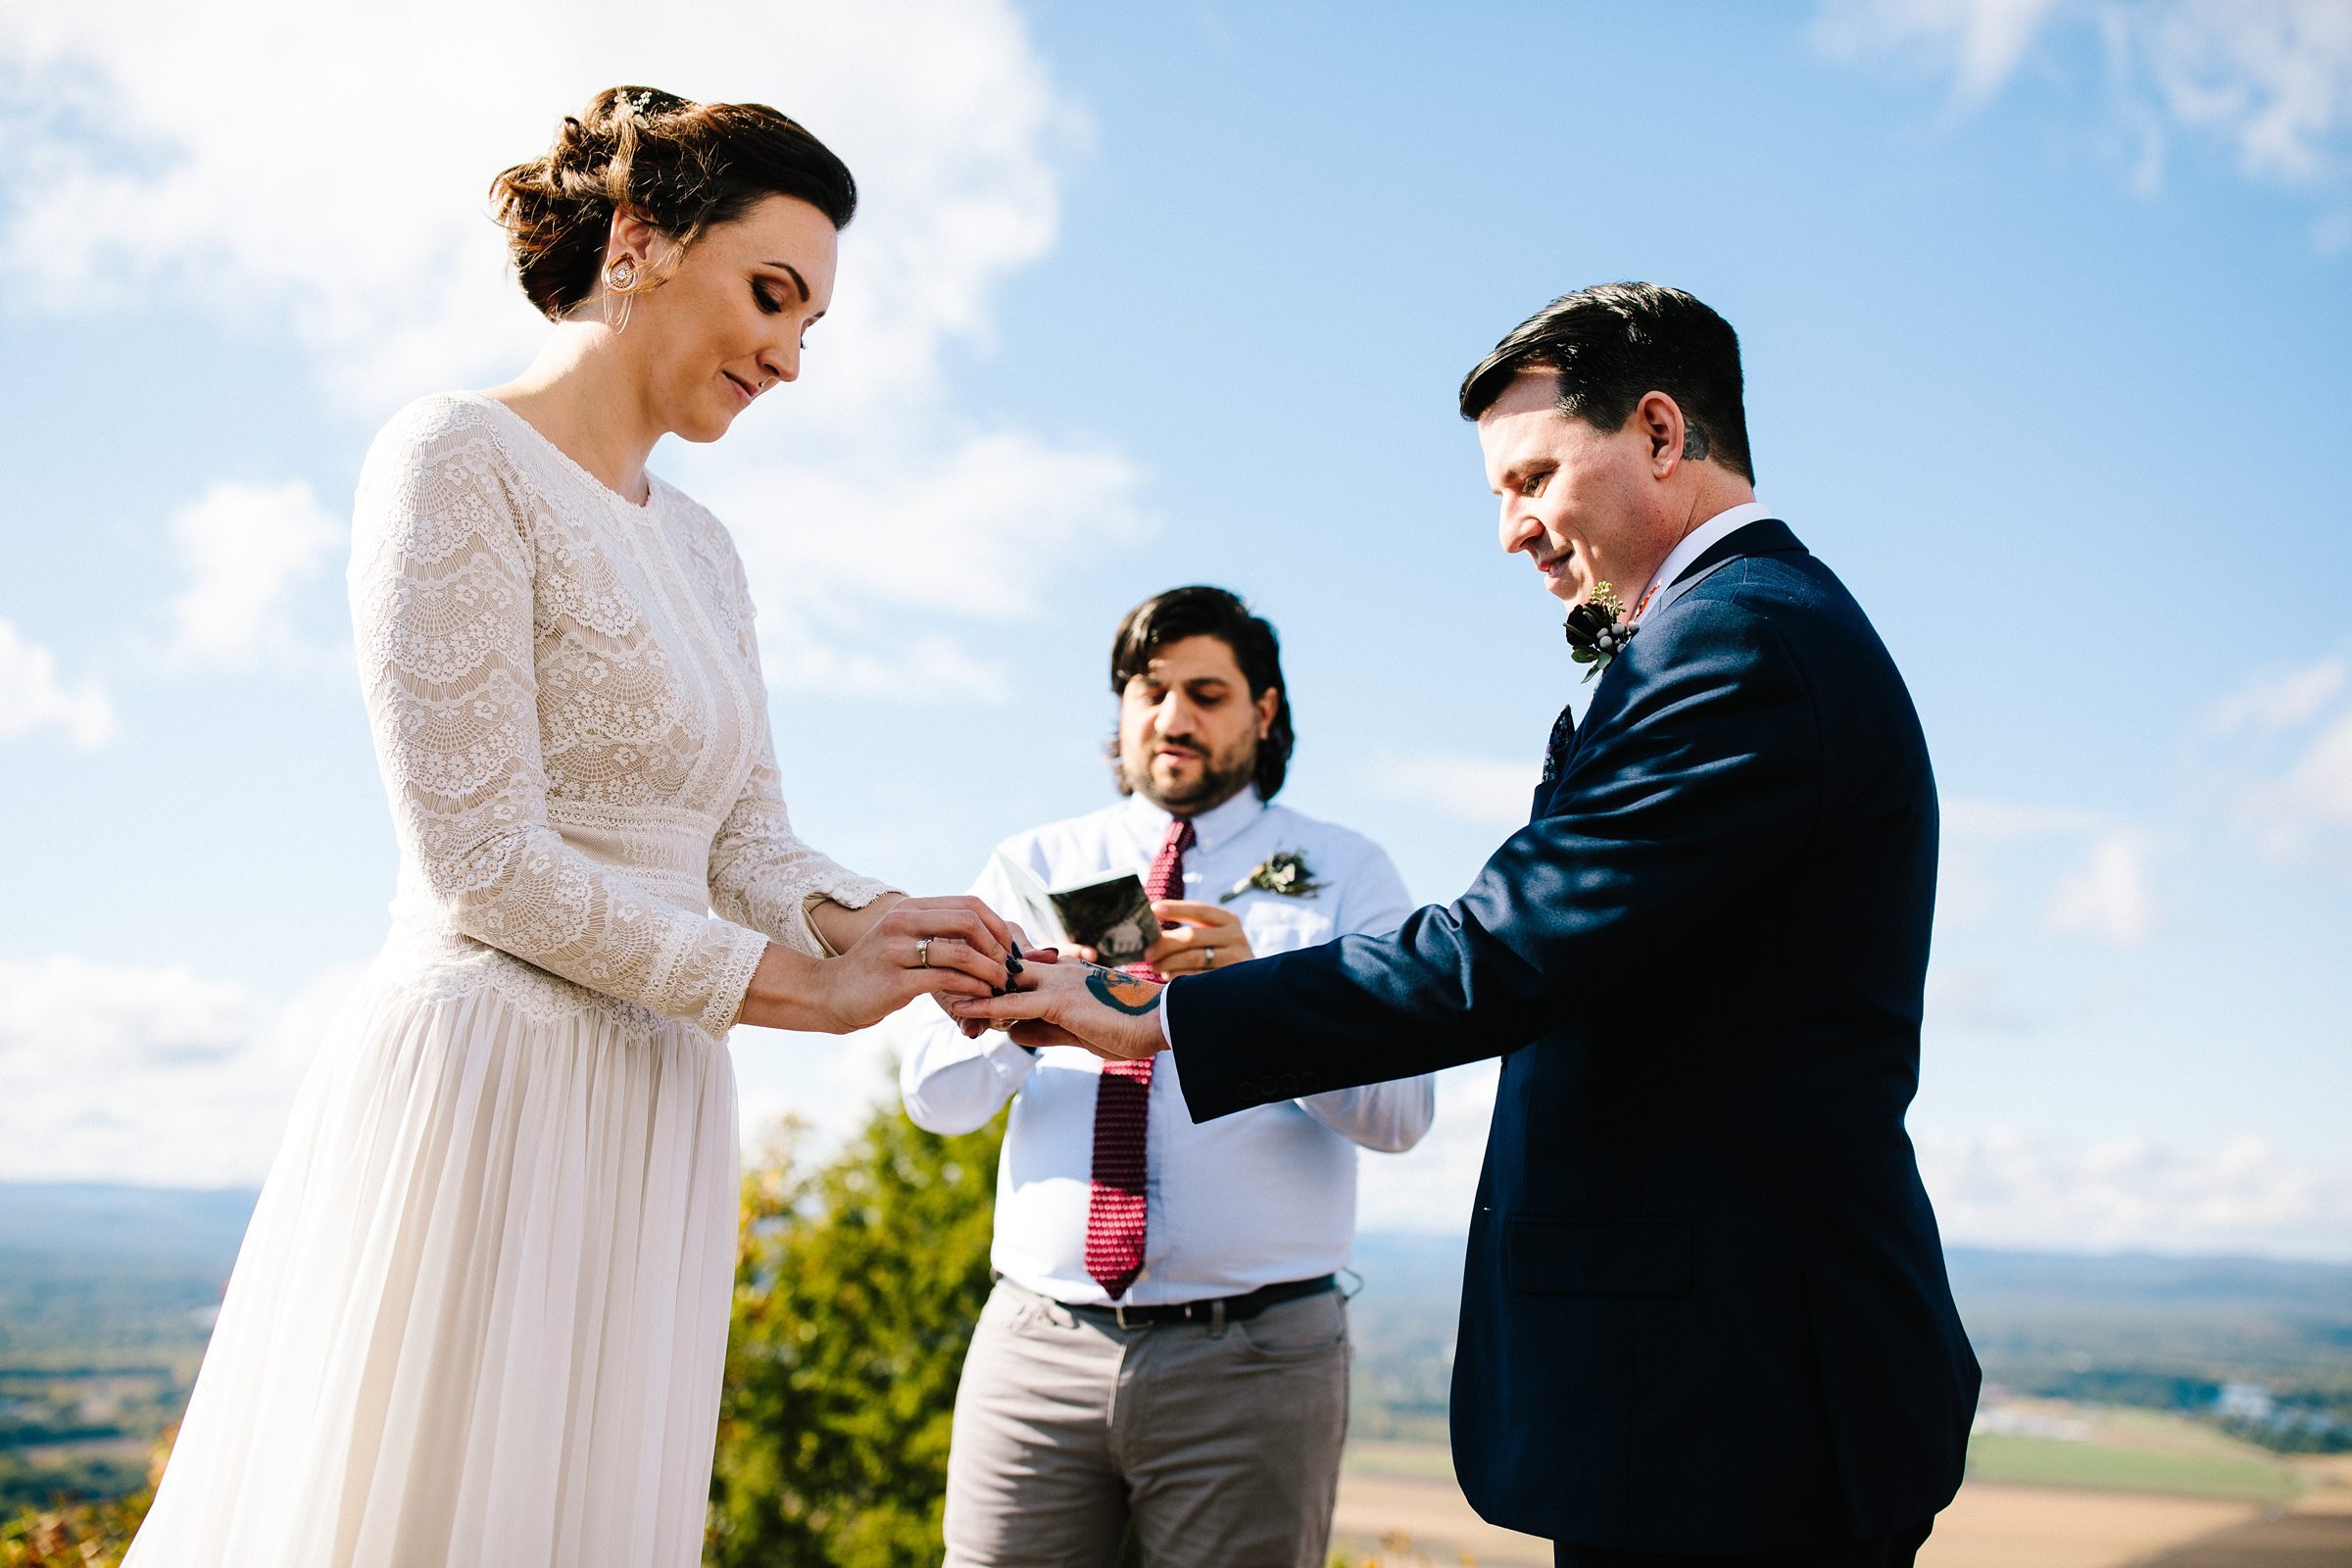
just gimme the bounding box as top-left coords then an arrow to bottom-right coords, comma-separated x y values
1113,1301 -> 1137,1331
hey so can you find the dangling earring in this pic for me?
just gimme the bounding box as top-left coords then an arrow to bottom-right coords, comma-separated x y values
607,257 -> 637,291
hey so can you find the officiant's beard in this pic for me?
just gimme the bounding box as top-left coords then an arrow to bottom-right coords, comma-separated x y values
1115,733 -> 1257,815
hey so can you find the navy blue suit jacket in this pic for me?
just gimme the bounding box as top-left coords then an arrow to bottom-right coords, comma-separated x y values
1170,522 -> 1979,1552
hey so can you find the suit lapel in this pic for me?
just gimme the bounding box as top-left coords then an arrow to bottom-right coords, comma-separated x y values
1643,517 -> 1804,624
1529,521 -> 1805,822
1532,699 -> 1577,821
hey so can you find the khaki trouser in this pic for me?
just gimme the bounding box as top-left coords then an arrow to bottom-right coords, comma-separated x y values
942,1278 -> 1350,1568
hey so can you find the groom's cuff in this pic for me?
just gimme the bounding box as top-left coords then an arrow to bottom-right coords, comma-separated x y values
1158,980 -> 1175,1048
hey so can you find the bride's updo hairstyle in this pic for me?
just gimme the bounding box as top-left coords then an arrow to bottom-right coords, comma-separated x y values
491,85 -> 857,320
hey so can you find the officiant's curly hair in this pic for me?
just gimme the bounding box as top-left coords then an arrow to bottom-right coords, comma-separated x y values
491,86 -> 857,319
1109,587 -> 1296,802
1457,282 -> 1755,483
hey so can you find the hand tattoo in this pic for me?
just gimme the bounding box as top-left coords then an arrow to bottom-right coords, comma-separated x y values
1081,963 -> 1162,1017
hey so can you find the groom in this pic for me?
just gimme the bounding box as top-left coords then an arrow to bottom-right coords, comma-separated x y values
961,283 -> 1981,1565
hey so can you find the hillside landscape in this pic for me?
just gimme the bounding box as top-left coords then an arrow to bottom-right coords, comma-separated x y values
6,1181 -> 2348,1527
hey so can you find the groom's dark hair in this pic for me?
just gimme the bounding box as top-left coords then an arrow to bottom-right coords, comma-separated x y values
1109,586 -> 1295,802
1458,282 -> 1755,483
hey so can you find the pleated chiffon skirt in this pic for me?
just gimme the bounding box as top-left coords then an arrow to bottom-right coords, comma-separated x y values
124,966 -> 741,1568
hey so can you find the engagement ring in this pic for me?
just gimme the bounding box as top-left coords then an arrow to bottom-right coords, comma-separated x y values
915,937 -> 933,968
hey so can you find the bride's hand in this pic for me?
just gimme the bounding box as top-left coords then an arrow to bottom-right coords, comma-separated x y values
737,896 -> 1023,1034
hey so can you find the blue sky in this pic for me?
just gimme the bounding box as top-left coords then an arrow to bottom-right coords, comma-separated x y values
0,0 -> 2345,1256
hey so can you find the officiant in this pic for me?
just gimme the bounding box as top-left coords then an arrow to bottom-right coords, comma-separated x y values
899,584 -> 1436,1568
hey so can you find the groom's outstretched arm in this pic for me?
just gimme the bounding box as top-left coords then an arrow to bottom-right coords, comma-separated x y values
1171,602 -> 1825,1122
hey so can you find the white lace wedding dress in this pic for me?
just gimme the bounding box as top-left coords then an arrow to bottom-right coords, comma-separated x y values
124,392 -> 890,1568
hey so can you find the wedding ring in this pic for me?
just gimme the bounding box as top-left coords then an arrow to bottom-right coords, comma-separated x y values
915,938 -> 933,968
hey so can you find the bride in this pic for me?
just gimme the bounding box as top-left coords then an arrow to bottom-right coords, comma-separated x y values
124,86 -> 1020,1568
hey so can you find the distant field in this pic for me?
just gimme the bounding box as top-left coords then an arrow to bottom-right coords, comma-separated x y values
1335,1419 -> 2326,1568
1967,1433 -> 2297,1502
1965,1404 -> 2301,1503
1332,1444 -> 2265,1568
1334,1443 -> 1548,1566
1921,1485 -> 2255,1568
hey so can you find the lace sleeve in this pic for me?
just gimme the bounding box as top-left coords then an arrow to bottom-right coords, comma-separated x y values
706,547 -> 896,956
349,407 -> 771,1035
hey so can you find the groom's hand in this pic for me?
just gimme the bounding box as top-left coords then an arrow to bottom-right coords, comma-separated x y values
948,956 -> 1166,1061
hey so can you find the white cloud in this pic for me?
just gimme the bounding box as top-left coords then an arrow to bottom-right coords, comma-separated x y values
2041,826 -> 2162,946
1926,962 -> 2051,1033
1944,797 -> 2105,839
163,479 -> 343,670
0,0 -> 1143,706
1818,0 -> 2352,209
1918,1125 -> 2352,1260
2141,0 -> 2352,186
0,0 -> 1069,412
2206,656 -> 2352,873
2209,656 -> 2348,732
708,429 -> 1149,703
1369,1076 -> 2352,1263
0,956 -> 365,1186
0,947 -> 899,1191
0,617 -> 113,748
1817,0 -> 2069,102
1364,751 -> 1540,828
1940,796 -> 2163,943
2263,707 -> 2352,858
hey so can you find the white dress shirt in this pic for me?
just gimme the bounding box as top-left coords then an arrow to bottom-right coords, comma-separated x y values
899,788 -> 1435,1305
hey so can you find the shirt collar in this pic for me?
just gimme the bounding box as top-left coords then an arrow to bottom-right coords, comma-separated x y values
1633,500 -> 1778,621
1122,785 -> 1267,857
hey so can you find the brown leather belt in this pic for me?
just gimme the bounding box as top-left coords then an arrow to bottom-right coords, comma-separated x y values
1066,1273 -> 1338,1331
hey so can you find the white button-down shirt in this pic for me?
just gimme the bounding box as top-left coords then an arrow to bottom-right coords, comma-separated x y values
899,788 -> 1435,1305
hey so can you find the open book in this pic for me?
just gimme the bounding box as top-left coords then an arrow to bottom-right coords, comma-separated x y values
990,852 -> 1162,966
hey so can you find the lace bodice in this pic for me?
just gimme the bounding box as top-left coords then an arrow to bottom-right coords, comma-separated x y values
348,393 -> 891,1038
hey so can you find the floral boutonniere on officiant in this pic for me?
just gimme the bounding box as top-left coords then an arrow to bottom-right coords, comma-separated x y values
1221,849 -> 1323,903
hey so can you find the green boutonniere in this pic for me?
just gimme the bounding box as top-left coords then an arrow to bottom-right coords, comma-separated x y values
1220,849 -> 1323,903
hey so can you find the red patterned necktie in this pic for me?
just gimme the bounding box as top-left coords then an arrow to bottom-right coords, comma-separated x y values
1083,815 -> 1194,1299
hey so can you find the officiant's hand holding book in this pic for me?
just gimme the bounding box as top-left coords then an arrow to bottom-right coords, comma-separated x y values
988,852 -> 1162,966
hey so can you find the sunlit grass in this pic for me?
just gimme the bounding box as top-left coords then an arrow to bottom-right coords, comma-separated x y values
1966,1414 -> 2300,1503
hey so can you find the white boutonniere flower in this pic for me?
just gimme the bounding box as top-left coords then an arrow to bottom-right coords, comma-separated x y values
1220,849 -> 1322,904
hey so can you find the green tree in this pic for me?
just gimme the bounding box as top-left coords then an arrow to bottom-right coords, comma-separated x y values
707,1102 -> 1005,1568
0,1444 -> 160,1568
